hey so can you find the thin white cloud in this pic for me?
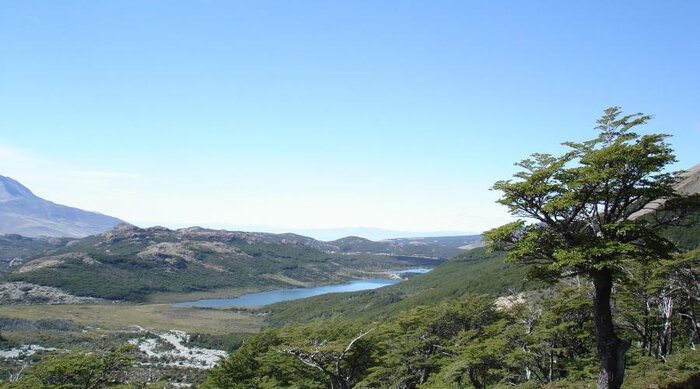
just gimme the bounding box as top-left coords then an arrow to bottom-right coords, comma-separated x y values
0,141 -> 44,165
0,141 -> 136,183
65,170 -> 138,179
0,141 -> 138,217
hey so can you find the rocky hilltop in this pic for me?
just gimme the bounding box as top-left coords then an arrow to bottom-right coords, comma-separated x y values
1,224 -> 462,303
675,163 -> 700,195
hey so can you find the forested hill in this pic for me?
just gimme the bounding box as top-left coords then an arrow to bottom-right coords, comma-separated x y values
327,234 -> 481,259
0,224 -> 466,302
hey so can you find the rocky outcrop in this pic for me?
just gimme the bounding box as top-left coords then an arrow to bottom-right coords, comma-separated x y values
18,253 -> 100,273
0,282 -> 104,304
675,163 -> 700,195
630,163 -> 700,219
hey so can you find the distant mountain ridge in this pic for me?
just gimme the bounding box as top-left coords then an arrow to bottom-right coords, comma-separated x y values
1,223 -> 456,302
98,224 -> 479,260
327,235 -> 482,258
0,175 -> 126,238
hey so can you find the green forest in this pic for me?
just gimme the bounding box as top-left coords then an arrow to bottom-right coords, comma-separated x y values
4,247 -> 698,388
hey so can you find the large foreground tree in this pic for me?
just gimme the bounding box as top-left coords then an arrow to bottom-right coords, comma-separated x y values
484,107 -> 699,389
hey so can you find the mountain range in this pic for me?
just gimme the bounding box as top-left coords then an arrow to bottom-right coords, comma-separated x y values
0,223 -> 466,302
0,175 -> 126,238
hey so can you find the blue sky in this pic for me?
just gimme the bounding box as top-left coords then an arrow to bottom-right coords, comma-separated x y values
1,1 -> 699,239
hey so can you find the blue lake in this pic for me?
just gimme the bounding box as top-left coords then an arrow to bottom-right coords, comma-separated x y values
175,268 -> 431,308
393,267 -> 432,274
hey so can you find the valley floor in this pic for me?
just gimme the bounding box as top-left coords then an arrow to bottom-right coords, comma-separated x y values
0,302 -> 263,386
0,302 -> 263,335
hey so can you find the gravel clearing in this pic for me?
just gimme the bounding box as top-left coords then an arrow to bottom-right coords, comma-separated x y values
129,330 -> 227,369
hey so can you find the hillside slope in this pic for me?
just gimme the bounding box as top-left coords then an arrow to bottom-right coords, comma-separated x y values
265,247 -> 540,326
0,234 -> 70,270
327,234 -> 480,259
1,225 -> 447,302
0,175 -> 126,238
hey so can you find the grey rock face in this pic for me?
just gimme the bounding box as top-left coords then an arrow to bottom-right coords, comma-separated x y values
676,163 -> 700,195
0,175 -> 127,238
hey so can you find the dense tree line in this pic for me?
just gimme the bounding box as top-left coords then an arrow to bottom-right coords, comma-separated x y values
5,257 -> 697,388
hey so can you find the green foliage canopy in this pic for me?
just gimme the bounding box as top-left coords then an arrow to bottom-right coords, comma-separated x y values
483,107 -> 697,279
3,346 -> 136,389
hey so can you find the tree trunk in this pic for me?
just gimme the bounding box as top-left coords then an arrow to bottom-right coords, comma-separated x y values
678,311 -> 699,349
523,313 -> 536,381
467,367 -> 485,389
658,294 -> 674,358
417,366 -> 431,385
592,270 -> 630,389
643,299 -> 651,356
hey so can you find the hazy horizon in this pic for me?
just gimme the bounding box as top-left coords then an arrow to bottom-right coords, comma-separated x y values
135,222 -> 479,242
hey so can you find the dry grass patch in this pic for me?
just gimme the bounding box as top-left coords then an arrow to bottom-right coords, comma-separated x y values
0,303 -> 263,335
146,286 -> 265,303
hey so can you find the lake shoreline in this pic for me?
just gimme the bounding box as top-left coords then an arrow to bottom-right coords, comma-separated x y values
173,268 -> 433,309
